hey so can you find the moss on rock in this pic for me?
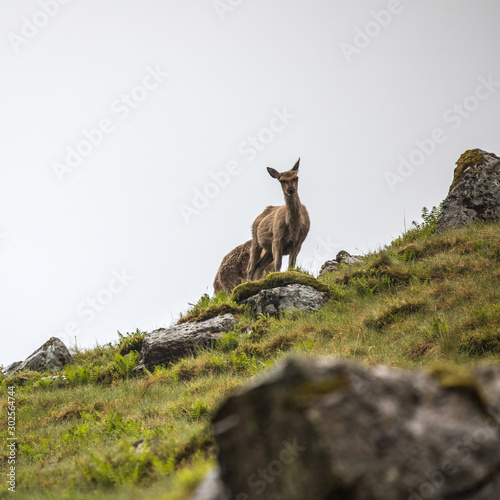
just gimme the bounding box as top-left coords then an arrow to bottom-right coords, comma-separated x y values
177,303 -> 243,325
429,364 -> 477,390
428,364 -> 493,413
230,271 -> 330,303
450,149 -> 484,192
287,375 -> 350,407
449,149 -> 499,193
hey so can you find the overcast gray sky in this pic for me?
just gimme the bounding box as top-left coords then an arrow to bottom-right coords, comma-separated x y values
1,0 -> 499,367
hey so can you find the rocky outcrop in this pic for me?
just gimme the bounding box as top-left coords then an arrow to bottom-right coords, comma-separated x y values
2,337 -> 73,378
137,314 -> 237,371
196,357 -> 500,500
2,361 -> 23,378
242,284 -> 328,317
336,250 -> 363,264
436,149 -> 500,233
319,251 -> 363,277
318,260 -> 338,276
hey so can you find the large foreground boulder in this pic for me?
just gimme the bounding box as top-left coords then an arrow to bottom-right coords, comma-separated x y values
137,314 -> 237,371
436,149 -> 500,233
2,337 -> 73,378
242,284 -> 328,317
196,357 -> 500,500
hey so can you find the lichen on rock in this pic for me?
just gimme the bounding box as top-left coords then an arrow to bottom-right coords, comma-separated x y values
436,149 -> 500,233
449,149 -> 486,192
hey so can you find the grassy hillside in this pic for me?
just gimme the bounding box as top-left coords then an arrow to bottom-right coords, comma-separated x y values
1,217 -> 500,499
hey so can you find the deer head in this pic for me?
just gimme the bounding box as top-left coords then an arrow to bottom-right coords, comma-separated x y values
267,158 -> 300,197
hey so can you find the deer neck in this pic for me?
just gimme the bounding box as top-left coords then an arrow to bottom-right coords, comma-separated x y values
284,192 -> 301,224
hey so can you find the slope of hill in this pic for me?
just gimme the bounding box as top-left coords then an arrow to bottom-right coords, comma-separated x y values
1,217 -> 500,500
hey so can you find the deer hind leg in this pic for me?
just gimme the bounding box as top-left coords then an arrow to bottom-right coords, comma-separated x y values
253,250 -> 273,280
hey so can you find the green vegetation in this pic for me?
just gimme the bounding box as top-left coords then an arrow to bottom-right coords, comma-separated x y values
177,293 -> 243,325
1,216 -> 500,499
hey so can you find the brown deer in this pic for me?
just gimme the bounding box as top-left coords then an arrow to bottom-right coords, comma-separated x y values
213,241 -> 252,294
247,158 -> 310,281
214,241 -> 272,293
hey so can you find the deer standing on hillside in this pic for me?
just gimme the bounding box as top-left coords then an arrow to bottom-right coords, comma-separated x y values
247,158 -> 310,281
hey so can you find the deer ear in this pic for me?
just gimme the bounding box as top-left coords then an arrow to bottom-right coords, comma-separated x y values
267,167 -> 280,179
292,158 -> 300,172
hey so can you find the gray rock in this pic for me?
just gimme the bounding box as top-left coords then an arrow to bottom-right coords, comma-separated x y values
318,260 -> 338,276
2,337 -> 73,377
436,149 -> 500,233
319,252 -> 364,277
242,284 -> 328,317
205,357 -> 500,500
139,314 -> 237,371
192,467 -> 229,500
2,361 -> 23,378
336,250 -> 363,264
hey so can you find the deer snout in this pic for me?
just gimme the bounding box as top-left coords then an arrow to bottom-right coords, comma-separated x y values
287,187 -> 295,195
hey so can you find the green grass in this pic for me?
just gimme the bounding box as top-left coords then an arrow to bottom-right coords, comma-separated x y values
1,219 -> 500,499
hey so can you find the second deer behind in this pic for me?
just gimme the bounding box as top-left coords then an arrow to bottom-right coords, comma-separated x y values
247,158 -> 310,281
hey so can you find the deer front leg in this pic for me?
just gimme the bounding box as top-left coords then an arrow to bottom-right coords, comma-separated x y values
288,242 -> 302,270
272,240 -> 283,273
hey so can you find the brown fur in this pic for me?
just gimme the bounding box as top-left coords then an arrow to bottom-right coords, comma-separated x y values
247,158 -> 310,281
214,241 -> 272,293
214,241 -> 252,293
